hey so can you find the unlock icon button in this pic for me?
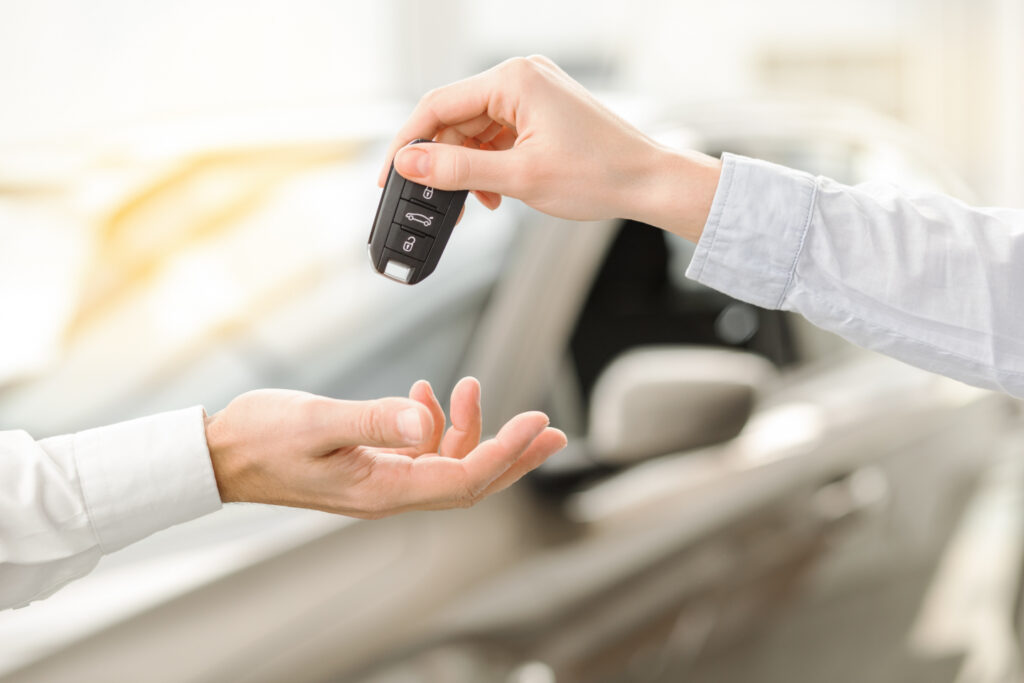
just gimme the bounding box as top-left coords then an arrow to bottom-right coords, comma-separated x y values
386,224 -> 433,261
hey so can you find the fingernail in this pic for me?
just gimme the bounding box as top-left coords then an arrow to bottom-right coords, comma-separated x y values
396,147 -> 430,177
398,408 -> 424,442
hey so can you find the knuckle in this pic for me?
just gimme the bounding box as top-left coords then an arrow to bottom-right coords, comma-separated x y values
457,483 -> 481,509
417,88 -> 445,122
507,162 -> 538,198
449,148 -> 470,186
301,398 -> 326,430
358,404 -> 386,443
499,56 -> 528,71
420,87 -> 442,108
502,56 -> 537,83
301,398 -> 332,442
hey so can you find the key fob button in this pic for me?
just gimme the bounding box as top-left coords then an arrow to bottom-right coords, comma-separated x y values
368,140 -> 468,285
395,200 -> 443,235
401,182 -> 453,212
386,224 -> 433,261
381,254 -> 415,283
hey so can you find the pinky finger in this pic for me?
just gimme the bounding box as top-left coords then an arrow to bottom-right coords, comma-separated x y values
389,427 -> 566,514
481,428 -> 567,496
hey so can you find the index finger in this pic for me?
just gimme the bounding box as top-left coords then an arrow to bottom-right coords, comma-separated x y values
440,377 -> 482,459
377,66 -> 516,186
388,379 -> 444,457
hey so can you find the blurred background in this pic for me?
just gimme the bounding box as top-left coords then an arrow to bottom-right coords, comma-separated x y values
1,1 -> 1023,682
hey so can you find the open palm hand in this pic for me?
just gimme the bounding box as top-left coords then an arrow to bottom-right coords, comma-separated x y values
205,378 -> 565,518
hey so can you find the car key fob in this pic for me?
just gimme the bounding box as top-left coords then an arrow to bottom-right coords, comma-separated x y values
368,140 -> 468,284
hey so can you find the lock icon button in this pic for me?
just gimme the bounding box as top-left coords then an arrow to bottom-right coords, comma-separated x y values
401,181 -> 449,210
386,224 -> 433,262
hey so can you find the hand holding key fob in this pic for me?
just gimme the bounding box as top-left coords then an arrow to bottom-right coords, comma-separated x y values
368,140 -> 469,284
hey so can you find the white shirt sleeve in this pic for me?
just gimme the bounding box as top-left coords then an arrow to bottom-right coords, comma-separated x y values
0,406 -> 222,609
687,153 -> 1024,397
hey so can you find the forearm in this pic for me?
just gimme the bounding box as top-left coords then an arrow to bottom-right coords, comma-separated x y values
685,153 -> 1024,396
386,53 -> 1024,396
0,408 -> 221,609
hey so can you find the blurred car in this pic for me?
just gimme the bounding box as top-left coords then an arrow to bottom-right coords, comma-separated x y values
1,98 -> 1022,683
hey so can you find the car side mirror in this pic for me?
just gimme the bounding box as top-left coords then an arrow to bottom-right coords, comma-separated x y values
587,346 -> 778,465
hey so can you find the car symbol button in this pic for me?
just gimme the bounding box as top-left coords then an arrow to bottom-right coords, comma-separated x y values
395,200 -> 443,235
385,224 -> 433,261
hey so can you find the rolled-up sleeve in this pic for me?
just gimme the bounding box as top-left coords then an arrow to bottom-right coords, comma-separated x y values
687,152 -> 1024,397
0,406 -> 222,609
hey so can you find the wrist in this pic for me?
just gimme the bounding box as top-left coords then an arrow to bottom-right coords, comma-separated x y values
204,410 -> 246,503
627,143 -> 722,243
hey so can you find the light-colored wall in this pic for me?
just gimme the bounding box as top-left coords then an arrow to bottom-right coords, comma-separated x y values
0,0 -> 1020,202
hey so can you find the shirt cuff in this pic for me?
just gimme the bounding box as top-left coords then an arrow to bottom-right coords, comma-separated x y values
686,153 -> 819,310
72,406 -> 222,554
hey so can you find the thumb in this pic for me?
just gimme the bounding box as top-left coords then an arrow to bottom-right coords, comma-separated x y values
318,397 -> 434,450
395,142 -> 520,195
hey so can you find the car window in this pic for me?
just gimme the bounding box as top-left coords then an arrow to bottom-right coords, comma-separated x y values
568,217 -> 798,408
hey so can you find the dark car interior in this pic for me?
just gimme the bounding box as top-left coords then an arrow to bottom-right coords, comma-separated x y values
570,218 -> 799,405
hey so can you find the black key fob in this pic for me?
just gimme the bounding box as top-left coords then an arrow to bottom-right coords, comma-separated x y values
368,140 -> 468,284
